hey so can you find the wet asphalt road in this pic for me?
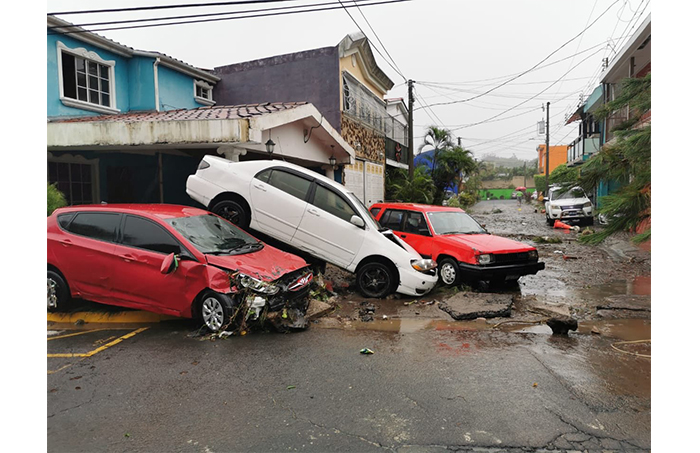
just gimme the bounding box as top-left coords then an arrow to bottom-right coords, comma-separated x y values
47,199 -> 652,452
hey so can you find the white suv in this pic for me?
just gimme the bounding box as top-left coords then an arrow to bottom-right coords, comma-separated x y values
544,185 -> 594,226
186,156 -> 438,298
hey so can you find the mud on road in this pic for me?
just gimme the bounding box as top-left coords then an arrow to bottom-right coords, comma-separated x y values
319,199 -> 651,328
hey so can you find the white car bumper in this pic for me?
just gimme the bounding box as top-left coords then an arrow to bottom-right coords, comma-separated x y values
396,267 -> 438,297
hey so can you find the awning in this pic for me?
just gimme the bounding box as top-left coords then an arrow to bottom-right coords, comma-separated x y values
47,102 -> 354,166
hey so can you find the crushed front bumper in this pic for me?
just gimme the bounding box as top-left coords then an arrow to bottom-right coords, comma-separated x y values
396,267 -> 439,296
458,261 -> 545,281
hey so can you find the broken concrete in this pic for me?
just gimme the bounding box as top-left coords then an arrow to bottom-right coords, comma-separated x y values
306,299 -> 334,321
596,295 -> 651,319
438,292 -> 513,320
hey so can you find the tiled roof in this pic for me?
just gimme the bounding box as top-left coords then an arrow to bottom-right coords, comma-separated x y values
50,102 -> 309,123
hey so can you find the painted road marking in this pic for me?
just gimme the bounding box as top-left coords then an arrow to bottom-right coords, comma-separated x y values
47,327 -> 148,358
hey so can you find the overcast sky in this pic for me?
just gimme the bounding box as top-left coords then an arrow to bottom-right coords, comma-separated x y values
46,0 -> 652,161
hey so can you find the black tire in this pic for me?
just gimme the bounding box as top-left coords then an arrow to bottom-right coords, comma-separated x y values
47,270 -> 69,311
438,257 -> 461,287
546,215 -> 555,226
356,262 -> 398,299
199,292 -> 235,333
211,199 -> 250,229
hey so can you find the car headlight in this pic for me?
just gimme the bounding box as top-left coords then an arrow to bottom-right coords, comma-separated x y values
239,274 -> 280,295
411,258 -> 437,272
583,201 -> 592,208
477,254 -> 494,265
550,204 -> 560,210
528,250 -> 538,261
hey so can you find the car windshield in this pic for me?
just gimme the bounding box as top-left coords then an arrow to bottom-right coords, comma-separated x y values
348,193 -> 380,230
426,211 -> 486,235
166,214 -> 262,255
552,187 -> 586,200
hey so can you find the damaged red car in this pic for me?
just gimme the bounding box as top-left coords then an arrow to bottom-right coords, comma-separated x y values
47,204 -> 314,332
370,203 -> 545,287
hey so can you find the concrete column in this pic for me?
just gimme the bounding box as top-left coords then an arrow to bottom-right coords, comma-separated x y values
216,145 -> 247,162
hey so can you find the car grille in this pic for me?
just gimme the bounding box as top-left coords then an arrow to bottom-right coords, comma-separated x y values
560,204 -> 584,210
492,252 -> 532,265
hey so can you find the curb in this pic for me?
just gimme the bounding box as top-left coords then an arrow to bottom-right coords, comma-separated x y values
47,311 -> 179,324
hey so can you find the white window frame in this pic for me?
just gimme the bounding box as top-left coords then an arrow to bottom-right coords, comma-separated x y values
194,79 -> 215,106
56,41 -> 119,115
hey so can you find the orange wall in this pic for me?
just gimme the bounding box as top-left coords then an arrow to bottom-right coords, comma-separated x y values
537,145 -> 568,174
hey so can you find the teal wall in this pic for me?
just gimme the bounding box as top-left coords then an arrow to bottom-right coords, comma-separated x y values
158,65 -> 202,111
127,56 -> 156,111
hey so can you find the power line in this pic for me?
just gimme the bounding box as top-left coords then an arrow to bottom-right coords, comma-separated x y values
415,0 -> 621,111
49,0 -> 301,15
48,0 -> 379,30
48,0 -> 411,34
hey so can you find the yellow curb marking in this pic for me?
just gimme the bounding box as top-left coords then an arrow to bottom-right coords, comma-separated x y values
48,328 -> 112,341
47,327 -> 148,358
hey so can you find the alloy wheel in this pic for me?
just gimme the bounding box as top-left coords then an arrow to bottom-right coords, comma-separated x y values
360,267 -> 390,297
202,297 -> 225,331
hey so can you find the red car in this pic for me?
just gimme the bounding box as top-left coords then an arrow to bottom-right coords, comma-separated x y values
47,204 -> 314,332
369,203 -> 545,287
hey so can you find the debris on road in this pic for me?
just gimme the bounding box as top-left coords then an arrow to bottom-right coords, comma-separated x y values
438,292 -> 513,320
553,220 -> 580,231
360,348 -> 375,354
546,316 -> 579,335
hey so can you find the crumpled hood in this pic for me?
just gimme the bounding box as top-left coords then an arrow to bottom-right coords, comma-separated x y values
205,245 -> 308,282
442,234 -> 534,254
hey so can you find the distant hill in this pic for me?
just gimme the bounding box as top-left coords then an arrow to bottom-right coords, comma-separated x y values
478,153 -> 536,169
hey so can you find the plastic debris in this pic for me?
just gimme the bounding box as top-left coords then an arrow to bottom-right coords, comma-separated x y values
360,348 -> 375,355
246,295 -> 266,320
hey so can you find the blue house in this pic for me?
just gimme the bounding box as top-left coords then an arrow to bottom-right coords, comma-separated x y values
47,16 -> 354,207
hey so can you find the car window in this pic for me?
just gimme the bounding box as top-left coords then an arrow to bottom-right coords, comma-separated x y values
369,207 -> 380,218
254,168 -> 272,183
268,170 -> 311,201
404,211 -> 431,236
428,211 -> 485,235
66,212 -> 120,242
312,184 -> 356,223
379,209 -> 405,231
122,215 -> 183,255
57,213 -> 75,229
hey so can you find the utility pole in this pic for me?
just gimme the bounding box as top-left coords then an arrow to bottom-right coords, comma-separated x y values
544,101 -> 550,192
408,79 -> 415,178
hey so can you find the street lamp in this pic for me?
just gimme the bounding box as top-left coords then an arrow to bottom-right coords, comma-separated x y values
265,138 -> 275,159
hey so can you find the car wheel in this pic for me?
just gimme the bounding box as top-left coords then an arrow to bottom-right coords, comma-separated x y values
47,270 -> 69,311
546,215 -> 554,226
199,292 -> 235,333
438,257 -> 460,287
211,199 -> 249,229
356,262 -> 397,299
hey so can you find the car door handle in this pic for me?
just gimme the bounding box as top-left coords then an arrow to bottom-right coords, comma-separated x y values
119,254 -> 135,262
59,239 -> 72,247
253,184 -> 267,192
307,208 -> 320,216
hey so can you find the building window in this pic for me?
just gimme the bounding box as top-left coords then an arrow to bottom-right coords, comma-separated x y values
48,161 -> 95,206
194,80 -> 215,105
56,41 -> 118,114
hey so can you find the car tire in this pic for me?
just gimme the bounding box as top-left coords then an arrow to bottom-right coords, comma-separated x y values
211,199 -> 250,229
438,257 -> 460,287
199,292 -> 235,333
47,270 -> 69,312
356,262 -> 398,299
546,214 -> 554,226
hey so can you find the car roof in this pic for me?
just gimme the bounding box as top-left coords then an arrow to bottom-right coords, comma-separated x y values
53,204 -> 210,220
370,202 -> 463,213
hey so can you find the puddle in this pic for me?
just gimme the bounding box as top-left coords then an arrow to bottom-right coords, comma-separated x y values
521,275 -> 651,301
316,317 -> 494,333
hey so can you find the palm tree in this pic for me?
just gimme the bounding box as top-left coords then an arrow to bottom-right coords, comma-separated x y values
420,126 -> 454,173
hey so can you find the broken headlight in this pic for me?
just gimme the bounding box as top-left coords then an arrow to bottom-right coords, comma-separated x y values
239,274 -> 280,295
528,250 -> 538,261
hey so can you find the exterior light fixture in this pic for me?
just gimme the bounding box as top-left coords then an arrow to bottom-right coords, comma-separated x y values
265,138 -> 275,159
329,145 -> 337,169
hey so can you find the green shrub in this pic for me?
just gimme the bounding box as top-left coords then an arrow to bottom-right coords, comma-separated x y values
48,183 -> 67,216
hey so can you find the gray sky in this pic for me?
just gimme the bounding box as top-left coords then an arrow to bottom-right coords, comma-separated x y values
46,0 -> 652,160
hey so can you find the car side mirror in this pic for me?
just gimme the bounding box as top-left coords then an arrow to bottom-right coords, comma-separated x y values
543,197 -> 549,202
350,215 -> 365,229
160,253 -> 179,274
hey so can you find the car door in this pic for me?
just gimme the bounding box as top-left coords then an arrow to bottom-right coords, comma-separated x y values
379,209 -> 432,258
249,168 -> 313,242
110,214 -> 198,315
398,211 -> 434,258
292,182 -> 365,267
56,211 -> 120,298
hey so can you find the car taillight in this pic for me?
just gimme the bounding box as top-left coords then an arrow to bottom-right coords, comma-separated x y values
198,160 -> 210,170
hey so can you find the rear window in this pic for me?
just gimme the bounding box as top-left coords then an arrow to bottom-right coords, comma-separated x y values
268,170 -> 311,201
66,212 -> 120,242
57,213 -> 75,229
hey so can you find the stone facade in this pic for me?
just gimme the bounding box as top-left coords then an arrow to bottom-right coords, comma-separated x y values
341,114 -> 385,163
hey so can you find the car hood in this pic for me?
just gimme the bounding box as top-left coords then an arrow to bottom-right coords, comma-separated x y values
441,233 -> 534,254
205,245 -> 308,282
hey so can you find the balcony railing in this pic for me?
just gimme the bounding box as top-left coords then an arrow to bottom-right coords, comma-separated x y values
567,135 -> 601,165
